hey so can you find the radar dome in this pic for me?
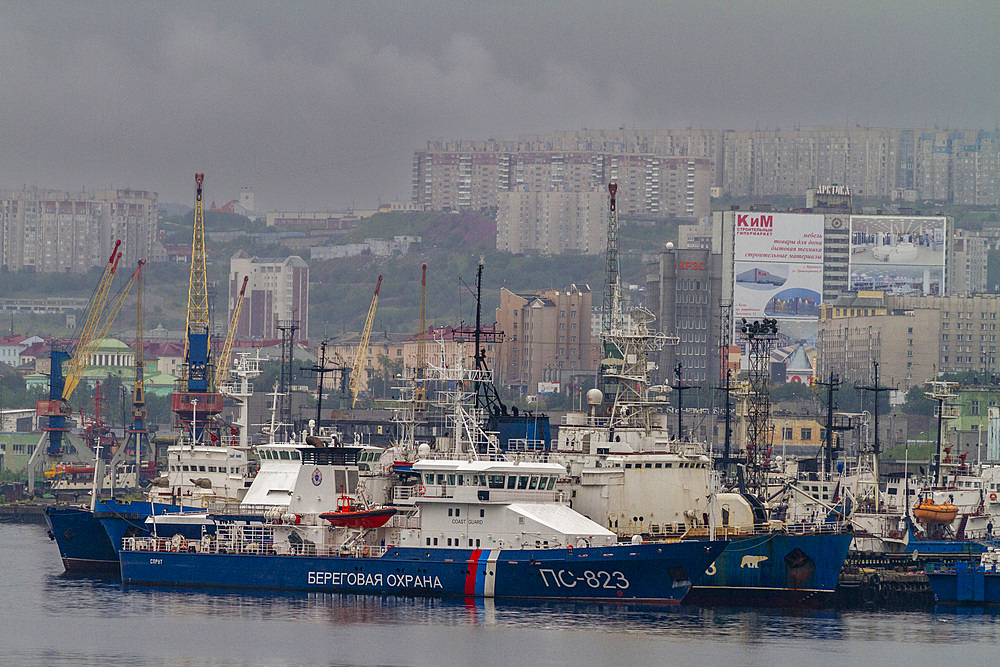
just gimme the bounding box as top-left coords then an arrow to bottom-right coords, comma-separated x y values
417,443 -> 431,458
586,388 -> 604,406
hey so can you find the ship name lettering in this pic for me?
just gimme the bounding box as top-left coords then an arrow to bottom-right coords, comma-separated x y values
538,568 -> 629,590
452,518 -> 466,525
149,558 -> 163,565
307,571 -> 385,587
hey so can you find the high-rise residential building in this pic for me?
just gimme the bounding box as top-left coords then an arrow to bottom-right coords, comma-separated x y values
495,285 -> 594,394
948,228 -> 990,295
0,187 -> 158,273
415,127 -> 1000,206
413,143 -> 711,219
229,252 -> 309,342
496,187 -> 605,254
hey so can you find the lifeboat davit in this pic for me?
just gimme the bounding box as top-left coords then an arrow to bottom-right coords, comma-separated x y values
913,499 -> 959,524
320,495 -> 397,529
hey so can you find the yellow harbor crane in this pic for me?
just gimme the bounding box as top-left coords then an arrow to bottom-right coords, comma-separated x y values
350,275 -> 382,408
214,275 -> 249,390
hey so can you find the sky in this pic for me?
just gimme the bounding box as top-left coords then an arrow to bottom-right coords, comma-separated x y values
2,1 -> 998,211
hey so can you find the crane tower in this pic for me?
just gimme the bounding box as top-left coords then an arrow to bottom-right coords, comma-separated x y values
171,173 -> 223,441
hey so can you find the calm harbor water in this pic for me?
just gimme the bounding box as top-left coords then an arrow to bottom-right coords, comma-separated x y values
3,522 -> 1000,666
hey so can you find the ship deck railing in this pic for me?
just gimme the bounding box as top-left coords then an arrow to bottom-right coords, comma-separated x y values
679,520 -> 851,540
122,530 -> 393,560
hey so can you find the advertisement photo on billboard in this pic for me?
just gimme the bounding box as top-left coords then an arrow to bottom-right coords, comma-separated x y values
849,215 -> 947,295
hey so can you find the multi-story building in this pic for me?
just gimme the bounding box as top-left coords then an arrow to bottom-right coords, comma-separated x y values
644,246 -> 725,385
413,143 -> 711,219
229,252 -> 309,342
0,187 -> 158,273
817,291 -> 1000,389
495,285 -> 594,394
948,228 -> 989,295
416,127 -> 1000,206
496,187 -> 605,254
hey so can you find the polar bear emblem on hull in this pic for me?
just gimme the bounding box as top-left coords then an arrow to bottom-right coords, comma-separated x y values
740,555 -> 769,568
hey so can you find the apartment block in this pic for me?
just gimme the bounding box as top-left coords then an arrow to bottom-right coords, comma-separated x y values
229,252 -> 309,342
416,127 -> 1000,206
817,292 -> 1000,389
0,187 -> 158,273
948,228 -> 989,295
413,143 -> 711,219
495,285 -> 594,393
496,187 -> 605,254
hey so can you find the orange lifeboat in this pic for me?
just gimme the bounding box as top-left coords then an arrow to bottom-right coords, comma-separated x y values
912,499 -> 959,524
320,495 -> 397,530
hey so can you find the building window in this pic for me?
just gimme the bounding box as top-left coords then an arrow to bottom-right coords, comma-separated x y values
782,427 -> 793,440
801,428 -> 812,440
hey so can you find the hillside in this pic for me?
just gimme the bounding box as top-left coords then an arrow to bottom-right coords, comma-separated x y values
0,209 -> 680,339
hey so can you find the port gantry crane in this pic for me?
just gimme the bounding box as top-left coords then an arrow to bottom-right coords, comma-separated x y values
171,173 -> 223,443
27,249 -> 145,492
350,275 -> 382,408
116,259 -> 152,489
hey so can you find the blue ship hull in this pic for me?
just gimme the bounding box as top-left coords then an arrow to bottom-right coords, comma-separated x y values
927,562 -> 1000,605
686,532 -> 853,606
120,541 -> 727,603
46,500 -> 200,574
44,505 -> 118,574
905,537 -> 1000,555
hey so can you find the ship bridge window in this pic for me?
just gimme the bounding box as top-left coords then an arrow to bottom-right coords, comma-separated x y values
290,452 -> 300,461
447,474 -> 456,485
199,466 -> 206,471
487,474 -> 505,489
625,463 -> 632,469
507,476 -> 516,489
182,465 -> 190,471
547,477 -> 556,490
279,451 -> 290,460
424,473 -> 434,484
655,463 -> 663,469
208,466 -> 217,473
528,476 -> 539,490
437,474 -> 447,485
517,476 -> 529,490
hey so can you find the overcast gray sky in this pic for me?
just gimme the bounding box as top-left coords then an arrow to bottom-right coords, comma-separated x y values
2,1 -> 998,211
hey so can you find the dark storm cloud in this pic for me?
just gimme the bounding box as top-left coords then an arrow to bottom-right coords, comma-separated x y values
1,1 -> 997,210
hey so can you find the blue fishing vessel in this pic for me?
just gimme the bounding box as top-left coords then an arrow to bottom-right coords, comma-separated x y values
119,457 -> 727,602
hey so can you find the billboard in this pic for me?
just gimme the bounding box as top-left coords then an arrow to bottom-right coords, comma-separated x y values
732,212 -> 824,345
849,215 -> 947,296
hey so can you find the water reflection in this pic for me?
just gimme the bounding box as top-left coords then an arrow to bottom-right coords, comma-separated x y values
9,522 -> 1000,666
